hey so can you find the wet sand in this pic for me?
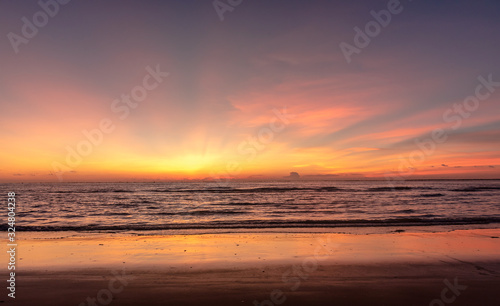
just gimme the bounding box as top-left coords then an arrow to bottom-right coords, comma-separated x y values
2,228 -> 500,305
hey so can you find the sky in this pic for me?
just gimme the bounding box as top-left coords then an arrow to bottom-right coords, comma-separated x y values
0,0 -> 499,182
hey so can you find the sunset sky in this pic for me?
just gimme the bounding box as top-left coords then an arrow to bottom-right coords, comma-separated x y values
1,0 -> 499,181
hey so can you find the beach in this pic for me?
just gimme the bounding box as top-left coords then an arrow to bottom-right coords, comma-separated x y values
4,228 -> 500,305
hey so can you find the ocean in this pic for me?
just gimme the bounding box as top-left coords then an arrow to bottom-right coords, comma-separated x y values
3,180 -> 500,232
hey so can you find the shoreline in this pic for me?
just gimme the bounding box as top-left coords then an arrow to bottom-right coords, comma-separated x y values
13,228 -> 500,270
15,222 -> 500,239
